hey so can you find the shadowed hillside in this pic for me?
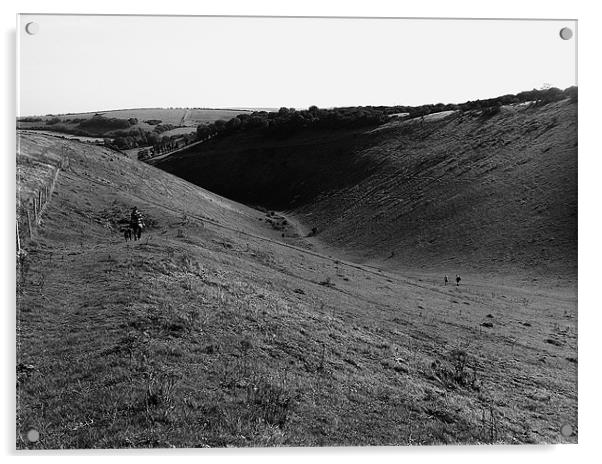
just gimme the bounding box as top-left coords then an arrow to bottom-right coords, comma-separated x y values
16,132 -> 577,447
156,100 -> 577,281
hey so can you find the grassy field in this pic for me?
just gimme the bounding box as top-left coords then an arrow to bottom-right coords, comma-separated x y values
157,127 -> 197,138
16,131 -> 576,448
16,134 -> 66,207
17,108 -> 252,138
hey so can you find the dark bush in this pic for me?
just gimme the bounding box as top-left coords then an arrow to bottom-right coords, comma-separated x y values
431,349 -> 479,390
78,115 -> 132,133
481,104 -> 501,118
563,86 -> 578,103
153,124 -> 176,134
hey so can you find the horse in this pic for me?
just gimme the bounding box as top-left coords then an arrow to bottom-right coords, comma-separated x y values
131,222 -> 143,240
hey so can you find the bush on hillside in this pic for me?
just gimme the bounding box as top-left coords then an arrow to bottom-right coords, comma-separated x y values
153,124 -> 176,134
78,115 -> 133,134
564,86 -> 578,103
481,104 -> 502,118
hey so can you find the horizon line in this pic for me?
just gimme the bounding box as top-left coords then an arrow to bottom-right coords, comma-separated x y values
17,84 -> 578,118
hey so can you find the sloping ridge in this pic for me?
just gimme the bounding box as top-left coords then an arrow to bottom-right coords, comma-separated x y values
157,100 -> 577,280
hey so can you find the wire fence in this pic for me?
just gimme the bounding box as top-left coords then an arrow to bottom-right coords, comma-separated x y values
16,152 -> 69,255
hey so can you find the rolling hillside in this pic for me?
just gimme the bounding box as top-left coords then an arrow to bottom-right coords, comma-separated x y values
16,131 -> 576,448
17,108 -> 254,138
156,100 -> 577,283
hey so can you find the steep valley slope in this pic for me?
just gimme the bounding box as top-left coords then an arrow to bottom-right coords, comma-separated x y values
16,131 -> 577,448
156,100 -> 577,284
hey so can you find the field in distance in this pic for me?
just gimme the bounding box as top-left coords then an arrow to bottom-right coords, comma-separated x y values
17,108 -> 264,138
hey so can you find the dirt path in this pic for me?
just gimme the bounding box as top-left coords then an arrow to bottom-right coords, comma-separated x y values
179,108 -> 191,126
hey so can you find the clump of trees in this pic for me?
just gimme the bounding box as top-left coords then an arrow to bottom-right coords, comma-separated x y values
564,86 -> 578,103
153,124 -> 176,134
78,114 -> 134,133
110,128 -> 152,149
455,86 -> 577,113
380,86 -> 578,119
110,128 -> 197,152
193,106 -> 389,140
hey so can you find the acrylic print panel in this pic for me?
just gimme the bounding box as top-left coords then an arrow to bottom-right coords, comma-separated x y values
16,14 -> 577,449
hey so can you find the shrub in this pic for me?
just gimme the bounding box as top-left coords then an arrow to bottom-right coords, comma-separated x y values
245,380 -> 294,427
431,349 -> 479,390
78,115 -> 132,133
153,124 -> 176,134
564,86 -> 578,103
481,104 -> 501,118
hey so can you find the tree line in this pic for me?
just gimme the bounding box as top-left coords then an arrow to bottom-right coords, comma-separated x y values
17,86 -> 576,154
192,86 -> 577,141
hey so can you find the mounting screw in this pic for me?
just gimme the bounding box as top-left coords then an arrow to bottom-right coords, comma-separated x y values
560,423 -> 573,437
26,429 -> 39,442
559,27 -> 573,40
25,22 -> 39,35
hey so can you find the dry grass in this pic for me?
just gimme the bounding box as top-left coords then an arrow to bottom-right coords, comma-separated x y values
16,132 -> 577,448
158,100 -> 577,284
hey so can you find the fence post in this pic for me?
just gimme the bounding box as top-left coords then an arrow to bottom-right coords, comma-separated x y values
27,210 -> 32,239
16,221 -> 21,253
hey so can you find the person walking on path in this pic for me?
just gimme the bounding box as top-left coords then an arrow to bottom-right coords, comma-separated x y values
455,274 -> 461,286
444,275 -> 449,286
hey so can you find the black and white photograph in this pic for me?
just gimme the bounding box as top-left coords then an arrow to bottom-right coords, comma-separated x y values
14,12 -> 578,450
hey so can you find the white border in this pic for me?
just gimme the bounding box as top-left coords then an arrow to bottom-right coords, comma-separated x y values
3,1 -> 600,463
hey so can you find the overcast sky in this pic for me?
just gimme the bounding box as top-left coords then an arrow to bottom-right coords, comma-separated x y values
17,15 -> 577,116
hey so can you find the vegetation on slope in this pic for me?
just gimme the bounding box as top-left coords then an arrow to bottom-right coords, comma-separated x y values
16,133 -> 577,448
17,108 -> 255,152
157,97 -> 577,281
192,86 -> 577,141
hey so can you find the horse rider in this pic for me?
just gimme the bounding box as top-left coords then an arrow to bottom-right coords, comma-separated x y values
130,206 -> 144,240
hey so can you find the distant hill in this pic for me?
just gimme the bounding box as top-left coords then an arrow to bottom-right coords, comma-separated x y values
16,107 -> 254,139
156,99 -> 577,281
